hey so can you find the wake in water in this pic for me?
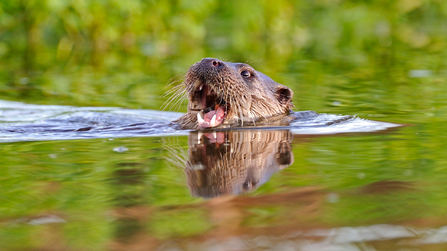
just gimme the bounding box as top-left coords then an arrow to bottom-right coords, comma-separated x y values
0,100 -> 400,142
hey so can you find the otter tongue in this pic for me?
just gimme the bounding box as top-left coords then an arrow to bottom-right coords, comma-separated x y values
198,106 -> 226,129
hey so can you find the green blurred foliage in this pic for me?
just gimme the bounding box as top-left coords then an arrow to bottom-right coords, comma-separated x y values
0,0 -> 446,116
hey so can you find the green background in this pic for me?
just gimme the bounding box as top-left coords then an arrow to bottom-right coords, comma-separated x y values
1,0 -> 447,250
1,0 -> 446,121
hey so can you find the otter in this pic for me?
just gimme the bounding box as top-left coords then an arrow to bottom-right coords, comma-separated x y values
173,58 -> 294,129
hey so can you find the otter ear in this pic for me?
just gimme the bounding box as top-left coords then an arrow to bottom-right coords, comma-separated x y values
276,142 -> 294,166
275,85 -> 293,106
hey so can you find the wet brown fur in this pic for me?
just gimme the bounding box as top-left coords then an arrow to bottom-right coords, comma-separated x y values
172,58 -> 294,129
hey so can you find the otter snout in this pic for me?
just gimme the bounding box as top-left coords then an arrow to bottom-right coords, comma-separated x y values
200,58 -> 224,70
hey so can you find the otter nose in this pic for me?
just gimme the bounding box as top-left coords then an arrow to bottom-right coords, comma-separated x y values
201,58 -> 223,68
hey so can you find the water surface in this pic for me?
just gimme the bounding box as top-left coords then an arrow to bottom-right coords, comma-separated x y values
1,100 -> 446,251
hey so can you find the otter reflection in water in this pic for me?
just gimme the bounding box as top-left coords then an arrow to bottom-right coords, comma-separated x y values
183,129 -> 294,198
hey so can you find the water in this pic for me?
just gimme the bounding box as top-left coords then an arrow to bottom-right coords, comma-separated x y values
0,100 -> 398,142
1,99 -> 446,250
2,1 -> 447,249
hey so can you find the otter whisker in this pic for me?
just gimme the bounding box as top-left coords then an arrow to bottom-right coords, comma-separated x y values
162,93 -> 186,111
162,84 -> 184,97
161,87 -> 187,112
162,82 -> 184,99
163,137 -> 188,168
171,93 -> 188,112
161,89 -> 183,108
233,97 -> 244,126
164,75 -> 184,90
224,88 -> 230,116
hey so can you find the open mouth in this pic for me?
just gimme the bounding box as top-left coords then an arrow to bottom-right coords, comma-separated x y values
194,84 -> 227,129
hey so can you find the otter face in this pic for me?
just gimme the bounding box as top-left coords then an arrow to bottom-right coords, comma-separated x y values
175,58 -> 294,129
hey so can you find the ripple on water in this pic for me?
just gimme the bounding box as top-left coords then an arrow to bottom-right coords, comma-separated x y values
0,100 -> 400,142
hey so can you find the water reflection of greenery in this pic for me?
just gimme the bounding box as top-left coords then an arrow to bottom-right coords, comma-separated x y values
1,129 -> 447,249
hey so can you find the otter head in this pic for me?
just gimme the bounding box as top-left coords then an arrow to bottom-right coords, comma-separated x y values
175,58 -> 294,129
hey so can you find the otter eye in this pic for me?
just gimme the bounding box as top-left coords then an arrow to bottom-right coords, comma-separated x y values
243,181 -> 253,190
241,70 -> 251,77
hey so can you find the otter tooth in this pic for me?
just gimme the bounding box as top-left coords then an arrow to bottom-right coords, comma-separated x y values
197,112 -> 205,125
191,164 -> 205,170
210,114 -> 217,126
197,132 -> 203,144
198,84 -> 203,91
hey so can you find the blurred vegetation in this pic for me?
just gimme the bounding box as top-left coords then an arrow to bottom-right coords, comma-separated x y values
0,0 -> 446,117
